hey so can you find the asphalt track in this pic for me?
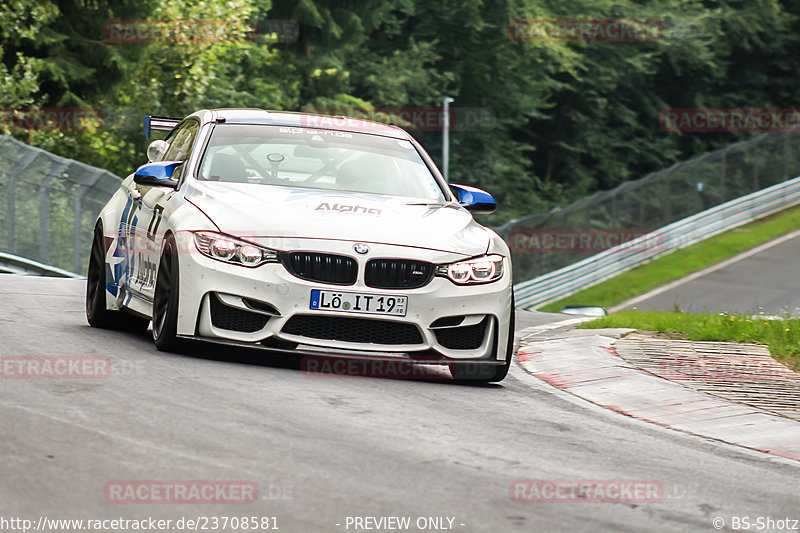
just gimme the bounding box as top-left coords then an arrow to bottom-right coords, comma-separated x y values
1,275 -> 798,532
621,230 -> 800,315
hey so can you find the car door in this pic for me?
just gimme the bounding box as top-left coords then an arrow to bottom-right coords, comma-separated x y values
127,119 -> 199,305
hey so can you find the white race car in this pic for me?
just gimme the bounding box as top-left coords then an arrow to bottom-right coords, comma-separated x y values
86,109 -> 514,382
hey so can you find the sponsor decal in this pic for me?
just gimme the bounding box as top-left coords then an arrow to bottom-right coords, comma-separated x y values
279,127 -> 353,138
315,202 -> 382,216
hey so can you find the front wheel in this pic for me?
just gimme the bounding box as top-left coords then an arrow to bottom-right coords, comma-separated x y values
152,236 -> 181,351
450,303 -> 515,384
86,224 -> 149,333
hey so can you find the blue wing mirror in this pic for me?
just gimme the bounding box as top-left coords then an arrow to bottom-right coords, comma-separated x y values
133,161 -> 182,188
450,184 -> 496,214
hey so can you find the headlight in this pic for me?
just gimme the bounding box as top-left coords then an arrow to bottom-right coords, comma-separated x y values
436,254 -> 504,284
193,231 -> 278,267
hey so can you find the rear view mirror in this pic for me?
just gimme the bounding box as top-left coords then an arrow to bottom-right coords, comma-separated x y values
147,139 -> 169,162
133,161 -> 183,188
450,184 -> 496,214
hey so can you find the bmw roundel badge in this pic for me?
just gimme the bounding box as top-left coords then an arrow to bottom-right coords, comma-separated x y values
354,243 -> 369,254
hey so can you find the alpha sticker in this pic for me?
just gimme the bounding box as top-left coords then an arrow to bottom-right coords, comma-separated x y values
315,202 -> 382,216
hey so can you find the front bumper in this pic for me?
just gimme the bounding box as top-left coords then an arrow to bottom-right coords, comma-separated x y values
175,237 -> 513,362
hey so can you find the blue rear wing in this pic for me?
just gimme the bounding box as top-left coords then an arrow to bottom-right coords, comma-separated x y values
144,115 -> 181,140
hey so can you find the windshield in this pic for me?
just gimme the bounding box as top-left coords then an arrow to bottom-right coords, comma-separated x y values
197,124 -> 446,202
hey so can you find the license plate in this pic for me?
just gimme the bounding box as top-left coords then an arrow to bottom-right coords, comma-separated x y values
309,289 -> 407,317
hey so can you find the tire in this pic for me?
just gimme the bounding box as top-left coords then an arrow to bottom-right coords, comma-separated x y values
152,235 -> 181,351
86,224 -> 149,333
450,301 -> 515,384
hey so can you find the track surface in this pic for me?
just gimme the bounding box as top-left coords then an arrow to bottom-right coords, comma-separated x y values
624,231 -> 800,315
1,276 -> 798,532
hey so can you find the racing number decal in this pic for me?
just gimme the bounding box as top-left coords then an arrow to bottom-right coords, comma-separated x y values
124,193 -> 139,233
146,204 -> 164,242
125,188 -> 163,291
134,204 -> 163,289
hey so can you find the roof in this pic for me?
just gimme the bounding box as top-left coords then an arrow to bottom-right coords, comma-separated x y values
200,109 -> 410,139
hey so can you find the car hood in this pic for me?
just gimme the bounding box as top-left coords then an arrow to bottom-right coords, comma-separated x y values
184,181 -> 490,256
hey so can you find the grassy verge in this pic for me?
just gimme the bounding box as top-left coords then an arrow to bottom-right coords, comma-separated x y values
580,310 -> 800,370
539,205 -> 800,313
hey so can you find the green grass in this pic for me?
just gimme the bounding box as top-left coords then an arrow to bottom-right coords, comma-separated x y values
580,310 -> 800,370
539,205 -> 800,313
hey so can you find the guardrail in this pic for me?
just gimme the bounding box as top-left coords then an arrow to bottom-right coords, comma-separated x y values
0,251 -> 84,278
514,175 -> 800,309
499,130 -> 800,285
0,134 -> 123,275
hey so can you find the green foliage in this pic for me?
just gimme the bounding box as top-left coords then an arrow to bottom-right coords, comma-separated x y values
4,0 -> 800,221
580,309 -> 800,369
0,52 -> 41,108
0,1 -> 55,109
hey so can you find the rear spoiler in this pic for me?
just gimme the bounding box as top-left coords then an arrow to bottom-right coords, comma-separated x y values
144,115 -> 181,140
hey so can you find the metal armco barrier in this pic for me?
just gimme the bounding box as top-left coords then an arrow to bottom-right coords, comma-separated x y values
0,135 -> 123,274
0,251 -> 83,278
499,131 -> 800,285
514,175 -> 800,309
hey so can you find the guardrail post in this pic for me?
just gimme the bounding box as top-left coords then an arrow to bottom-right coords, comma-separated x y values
5,150 -> 39,254
39,182 -> 49,262
73,192 -> 83,274
752,145 -> 759,190
38,161 -> 70,263
73,169 -> 106,273
784,133 -> 790,181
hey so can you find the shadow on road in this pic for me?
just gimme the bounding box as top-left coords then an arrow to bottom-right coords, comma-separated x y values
93,325 -> 505,386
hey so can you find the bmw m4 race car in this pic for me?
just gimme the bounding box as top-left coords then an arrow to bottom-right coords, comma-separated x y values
86,109 -> 514,383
